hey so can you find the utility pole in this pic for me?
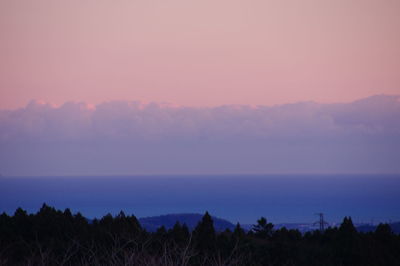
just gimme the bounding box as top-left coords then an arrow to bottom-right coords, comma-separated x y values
314,213 -> 328,231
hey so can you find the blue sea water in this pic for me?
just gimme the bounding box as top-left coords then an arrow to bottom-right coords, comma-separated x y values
0,175 -> 399,224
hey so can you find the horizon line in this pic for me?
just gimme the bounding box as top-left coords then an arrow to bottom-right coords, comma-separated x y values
2,173 -> 400,178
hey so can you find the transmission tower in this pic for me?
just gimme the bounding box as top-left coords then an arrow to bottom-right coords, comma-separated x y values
314,213 -> 329,231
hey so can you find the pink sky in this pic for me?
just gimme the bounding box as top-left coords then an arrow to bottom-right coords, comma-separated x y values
0,0 -> 399,109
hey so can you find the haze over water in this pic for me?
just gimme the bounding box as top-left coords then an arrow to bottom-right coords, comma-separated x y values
1,174 -> 399,224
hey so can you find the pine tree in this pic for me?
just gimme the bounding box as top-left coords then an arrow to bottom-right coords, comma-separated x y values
194,211 -> 216,252
252,217 -> 274,238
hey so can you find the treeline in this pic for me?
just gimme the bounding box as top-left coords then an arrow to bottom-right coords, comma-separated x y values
0,204 -> 399,266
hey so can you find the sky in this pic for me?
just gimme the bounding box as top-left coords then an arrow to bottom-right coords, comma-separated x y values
1,0 -> 400,109
0,0 -> 400,175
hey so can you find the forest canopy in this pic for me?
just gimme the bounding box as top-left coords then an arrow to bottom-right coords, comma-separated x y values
0,204 -> 399,266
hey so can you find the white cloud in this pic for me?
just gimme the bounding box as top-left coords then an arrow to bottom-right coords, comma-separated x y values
0,95 -> 399,175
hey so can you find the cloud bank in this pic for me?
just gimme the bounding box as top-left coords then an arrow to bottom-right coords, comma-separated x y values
1,95 -> 399,175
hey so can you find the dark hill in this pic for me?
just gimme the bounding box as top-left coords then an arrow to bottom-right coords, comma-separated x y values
357,222 -> 400,234
139,213 -> 235,232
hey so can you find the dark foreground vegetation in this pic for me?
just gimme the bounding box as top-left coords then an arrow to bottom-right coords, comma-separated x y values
1,204 -> 399,266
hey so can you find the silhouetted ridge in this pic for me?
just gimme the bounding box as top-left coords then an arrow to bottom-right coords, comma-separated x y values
357,221 -> 400,234
139,213 -> 235,232
1,205 -> 400,265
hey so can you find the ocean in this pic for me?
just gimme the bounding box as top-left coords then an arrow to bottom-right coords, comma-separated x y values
1,174 -> 399,224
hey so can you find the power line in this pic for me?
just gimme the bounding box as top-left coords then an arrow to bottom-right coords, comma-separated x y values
314,213 -> 329,231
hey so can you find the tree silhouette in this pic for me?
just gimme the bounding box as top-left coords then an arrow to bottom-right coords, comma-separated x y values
169,222 -> 190,244
339,216 -> 357,236
1,205 -> 400,266
233,222 -> 245,239
252,217 -> 274,238
194,211 -> 216,252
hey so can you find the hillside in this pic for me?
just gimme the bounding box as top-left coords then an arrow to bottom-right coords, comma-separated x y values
139,213 -> 235,232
